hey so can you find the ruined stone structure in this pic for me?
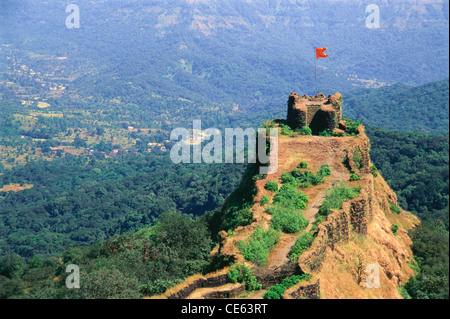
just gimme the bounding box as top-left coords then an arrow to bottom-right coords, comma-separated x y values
287,92 -> 342,134
150,268 -> 233,299
284,277 -> 320,299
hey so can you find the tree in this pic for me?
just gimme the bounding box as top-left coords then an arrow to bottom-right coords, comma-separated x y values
73,136 -> 87,148
353,253 -> 366,286
81,268 -> 141,299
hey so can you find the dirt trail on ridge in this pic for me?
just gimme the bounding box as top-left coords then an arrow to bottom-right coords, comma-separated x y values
265,140 -> 350,270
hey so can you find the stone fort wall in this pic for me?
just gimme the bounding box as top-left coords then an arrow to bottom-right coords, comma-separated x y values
287,92 -> 342,134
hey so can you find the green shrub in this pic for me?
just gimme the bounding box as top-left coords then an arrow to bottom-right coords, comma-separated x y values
272,184 -> 309,211
238,227 -> 280,266
288,233 -> 315,261
252,174 -> 266,181
260,195 -> 270,206
351,148 -> 365,170
298,181 -> 311,188
227,263 -> 262,291
391,224 -> 399,235
280,124 -> 293,135
318,164 -> 331,177
331,130 -> 345,137
370,165 -> 378,177
300,126 -> 312,136
225,206 -> 253,230
345,119 -> 362,135
268,205 -> 309,233
263,274 -> 311,299
316,184 -> 361,224
310,215 -> 326,233
262,120 -> 275,128
276,184 -> 309,202
291,168 -> 305,179
309,174 -> 325,185
264,181 -> 279,192
245,276 -> 262,291
350,173 -> 361,181
390,203 -> 401,215
319,129 -> 332,137
342,156 -> 351,171
262,290 -> 280,299
280,172 -> 296,185
297,161 -> 308,169
291,165 -> 329,186
280,274 -> 311,287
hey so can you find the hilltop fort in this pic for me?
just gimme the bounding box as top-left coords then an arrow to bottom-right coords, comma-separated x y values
150,92 -> 419,300
287,92 -> 343,135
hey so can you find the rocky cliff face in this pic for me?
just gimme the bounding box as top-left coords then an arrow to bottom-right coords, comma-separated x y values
150,123 -> 419,299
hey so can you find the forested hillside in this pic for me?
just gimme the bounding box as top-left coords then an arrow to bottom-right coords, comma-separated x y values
0,155 -> 245,258
1,0 -> 448,121
345,79 -> 449,134
367,127 -> 449,299
0,125 -> 448,299
0,0 -> 448,300
367,127 -> 449,227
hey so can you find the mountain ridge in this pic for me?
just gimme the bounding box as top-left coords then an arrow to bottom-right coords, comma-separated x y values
152,115 -> 420,299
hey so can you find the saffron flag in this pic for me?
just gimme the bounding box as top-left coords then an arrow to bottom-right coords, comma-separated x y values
316,47 -> 329,58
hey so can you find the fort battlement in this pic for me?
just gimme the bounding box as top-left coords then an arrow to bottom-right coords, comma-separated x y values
287,92 -> 342,134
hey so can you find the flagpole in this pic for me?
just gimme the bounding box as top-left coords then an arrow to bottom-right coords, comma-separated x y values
314,47 -> 317,94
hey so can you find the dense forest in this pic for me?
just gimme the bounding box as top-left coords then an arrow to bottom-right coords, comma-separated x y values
0,126 -> 448,299
0,154 -> 245,258
367,127 -> 449,228
366,127 -> 449,299
0,211 -> 216,299
345,79 -> 449,135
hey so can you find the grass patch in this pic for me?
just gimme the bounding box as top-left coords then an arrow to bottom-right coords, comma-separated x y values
238,227 -> 281,266
260,195 -> 270,206
390,203 -> 401,215
288,233 -> 315,261
311,183 -> 361,232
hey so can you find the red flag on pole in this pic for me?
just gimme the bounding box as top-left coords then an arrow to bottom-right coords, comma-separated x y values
316,47 -> 329,58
